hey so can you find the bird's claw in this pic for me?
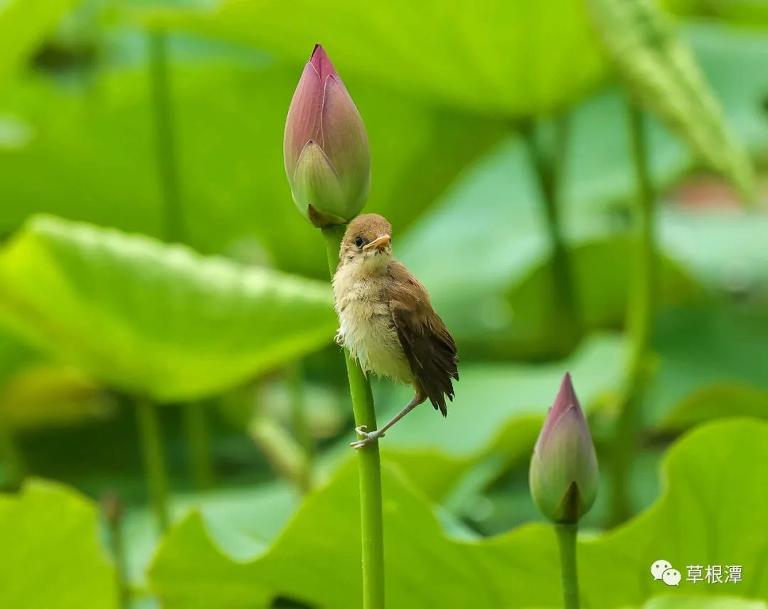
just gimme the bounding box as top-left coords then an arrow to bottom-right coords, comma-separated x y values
350,425 -> 384,449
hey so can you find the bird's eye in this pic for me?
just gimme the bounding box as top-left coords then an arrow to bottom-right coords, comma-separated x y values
354,236 -> 366,248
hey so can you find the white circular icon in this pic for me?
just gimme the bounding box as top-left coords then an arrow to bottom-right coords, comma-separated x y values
662,568 -> 682,587
650,560 -> 673,581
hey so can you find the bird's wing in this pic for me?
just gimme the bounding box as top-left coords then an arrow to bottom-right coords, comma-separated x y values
387,261 -> 459,416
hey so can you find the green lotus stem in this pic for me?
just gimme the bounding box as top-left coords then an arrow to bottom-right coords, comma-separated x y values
183,402 -> 214,489
0,424 -> 26,490
135,397 -> 170,531
147,29 -> 215,490
556,524 -> 580,609
102,494 -> 129,609
287,360 -> 313,492
608,101 -> 656,525
521,115 -> 581,349
322,225 -> 386,609
148,30 -> 184,241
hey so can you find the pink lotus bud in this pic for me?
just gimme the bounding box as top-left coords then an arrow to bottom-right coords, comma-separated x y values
529,373 -> 599,524
283,45 -> 370,227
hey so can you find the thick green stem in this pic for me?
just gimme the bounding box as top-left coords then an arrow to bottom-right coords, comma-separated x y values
148,30 -> 214,489
135,397 -> 170,531
148,30 -> 183,241
287,361 -> 313,492
608,102 -> 656,525
183,402 -> 214,489
0,425 -> 26,490
521,116 -> 581,349
103,494 -> 129,609
556,524 -> 580,609
322,226 -> 385,609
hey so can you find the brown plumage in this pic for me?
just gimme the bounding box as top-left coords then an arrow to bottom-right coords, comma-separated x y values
387,262 -> 458,415
332,213 -> 458,447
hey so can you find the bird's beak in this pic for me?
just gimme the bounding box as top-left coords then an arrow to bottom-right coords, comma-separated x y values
363,234 -> 391,251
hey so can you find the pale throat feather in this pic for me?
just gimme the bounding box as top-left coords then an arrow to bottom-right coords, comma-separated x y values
332,255 -> 413,385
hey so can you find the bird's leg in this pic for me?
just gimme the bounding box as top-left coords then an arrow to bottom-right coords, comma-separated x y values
350,390 -> 426,449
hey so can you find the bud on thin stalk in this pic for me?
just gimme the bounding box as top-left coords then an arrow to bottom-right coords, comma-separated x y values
283,44 -> 370,227
530,373 -> 597,609
529,372 -> 598,524
286,44 -> 384,609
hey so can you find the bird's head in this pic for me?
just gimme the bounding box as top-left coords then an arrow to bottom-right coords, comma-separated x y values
339,213 -> 393,273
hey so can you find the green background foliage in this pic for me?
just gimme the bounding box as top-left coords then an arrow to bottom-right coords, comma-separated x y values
0,0 -> 766,607
0,215 -> 336,401
0,480 -> 118,609
148,420 -> 768,608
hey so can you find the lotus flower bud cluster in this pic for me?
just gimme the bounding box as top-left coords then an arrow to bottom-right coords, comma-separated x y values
529,373 -> 599,524
283,45 -> 370,227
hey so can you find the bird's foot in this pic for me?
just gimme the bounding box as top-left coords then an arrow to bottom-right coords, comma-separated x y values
350,425 -> 384,449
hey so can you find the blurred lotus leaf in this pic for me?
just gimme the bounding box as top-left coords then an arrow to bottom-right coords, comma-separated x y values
398,139 -> 701,359
0,479 -> 118,609
132,0 -> 606,116
646,306 -> 768,427
0,58 -> 500,278
587,0 -> 755,200
149,419 -> 768,608
0,215 -> 337,402
639,597 -> 767,609
0,0 -> 77,86
0,364 -> 112,430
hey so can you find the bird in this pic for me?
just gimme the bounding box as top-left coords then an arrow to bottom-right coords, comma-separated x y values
332,213 -> 459,448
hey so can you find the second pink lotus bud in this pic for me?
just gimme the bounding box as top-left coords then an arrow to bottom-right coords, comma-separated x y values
529,373 -> 599,524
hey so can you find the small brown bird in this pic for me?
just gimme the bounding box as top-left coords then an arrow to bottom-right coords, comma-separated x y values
332,213 -> 459,448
